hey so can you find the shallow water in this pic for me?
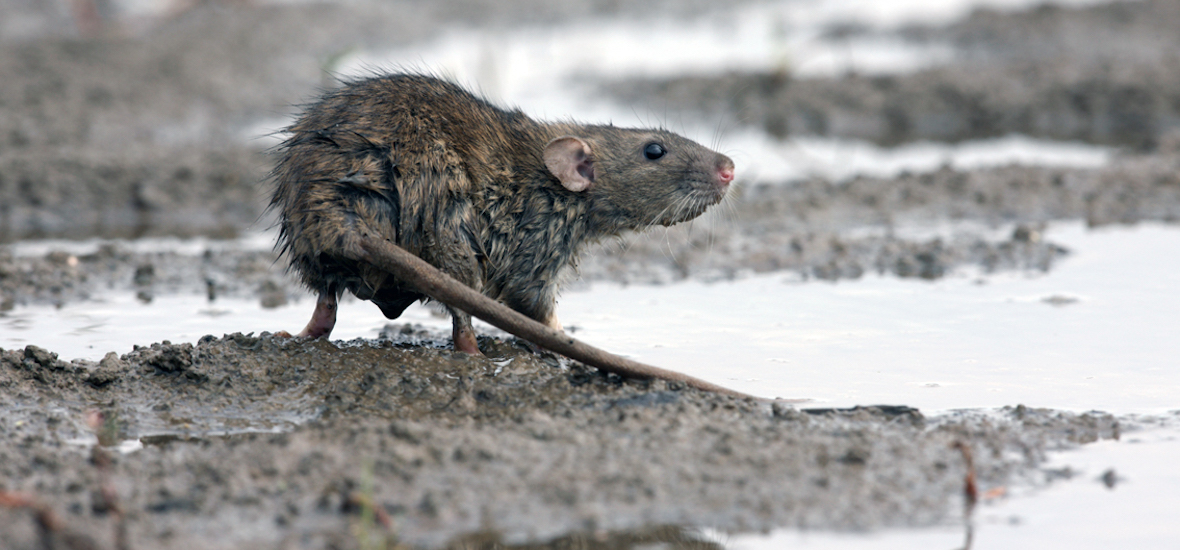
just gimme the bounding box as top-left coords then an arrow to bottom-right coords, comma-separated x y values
739,134 -> 1112,182
335,0 -> 1115,86
561,222 -> 1180,414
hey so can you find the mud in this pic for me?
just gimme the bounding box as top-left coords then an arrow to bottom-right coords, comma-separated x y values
0,334 -> 1123,549
2,0 -> 1179,548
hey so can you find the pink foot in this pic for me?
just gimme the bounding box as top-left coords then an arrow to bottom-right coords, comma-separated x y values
453,324 -> 481,355
295,291 -> 338,339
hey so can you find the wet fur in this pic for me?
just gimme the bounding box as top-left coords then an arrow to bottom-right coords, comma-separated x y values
269,73 -> 730,330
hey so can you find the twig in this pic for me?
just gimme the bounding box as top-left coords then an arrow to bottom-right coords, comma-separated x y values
952,440 -> 977,550
354,233 -> 759,400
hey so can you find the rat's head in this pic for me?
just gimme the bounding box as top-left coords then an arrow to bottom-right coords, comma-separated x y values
543,126 -> 734,229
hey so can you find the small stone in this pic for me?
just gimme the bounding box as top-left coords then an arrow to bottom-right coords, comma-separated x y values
259,287 -> 288,309
1042,294 -> 1080,306
1012,225 -> 1041,243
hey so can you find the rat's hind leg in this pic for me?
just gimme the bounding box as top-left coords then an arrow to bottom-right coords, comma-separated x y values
449,308 -> 480,354
346,228 -> 483,354
421,229 -> 484,355
275,287 -> 338,339
297,287 -> 338,338
369,271 -> 479,353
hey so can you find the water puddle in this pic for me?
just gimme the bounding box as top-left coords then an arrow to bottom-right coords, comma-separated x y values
723,133 -> 1112,183
334,0 -> 1116,85
6,228 -> 275,258
0,290 -> 402,361
558,222 -> 1180,414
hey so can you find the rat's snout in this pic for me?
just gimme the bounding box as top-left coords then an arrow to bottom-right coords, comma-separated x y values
715,156 -> 735,187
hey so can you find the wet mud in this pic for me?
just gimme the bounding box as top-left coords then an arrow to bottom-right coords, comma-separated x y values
0,334 -> 1121,549
1,0 -> 1178,548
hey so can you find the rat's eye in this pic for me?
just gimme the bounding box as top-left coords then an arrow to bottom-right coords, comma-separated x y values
644,143 -> 666,160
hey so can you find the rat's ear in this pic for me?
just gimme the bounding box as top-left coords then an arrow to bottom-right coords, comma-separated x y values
543,136 -> 595,192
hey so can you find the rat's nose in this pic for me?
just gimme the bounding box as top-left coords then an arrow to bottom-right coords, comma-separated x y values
718,167 -> 734,183
716,157 -> 735,186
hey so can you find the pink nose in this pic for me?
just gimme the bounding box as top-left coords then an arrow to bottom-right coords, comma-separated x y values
716,157 -> 735,186
712,155 -> 731,187
718,167 -> 734,184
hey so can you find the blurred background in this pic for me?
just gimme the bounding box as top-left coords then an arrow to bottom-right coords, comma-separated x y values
4,0 -> 1174,244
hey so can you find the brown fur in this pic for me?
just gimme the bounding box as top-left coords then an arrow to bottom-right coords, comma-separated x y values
269,73 -> 733,348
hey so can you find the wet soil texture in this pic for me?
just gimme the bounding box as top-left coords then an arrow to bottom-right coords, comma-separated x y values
0,334 -> 1120,549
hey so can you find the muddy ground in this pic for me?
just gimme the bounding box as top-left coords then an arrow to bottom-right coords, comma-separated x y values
0,335 -> 1126,549
2,0 -> 1179,549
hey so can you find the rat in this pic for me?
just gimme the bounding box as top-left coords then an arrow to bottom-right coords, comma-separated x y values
269,73 -> 734,354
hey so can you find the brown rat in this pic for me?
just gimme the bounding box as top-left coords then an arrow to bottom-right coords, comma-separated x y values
269,73 -> 734,353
